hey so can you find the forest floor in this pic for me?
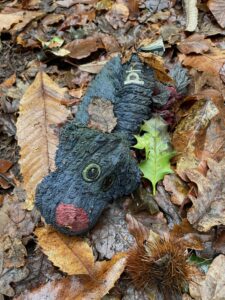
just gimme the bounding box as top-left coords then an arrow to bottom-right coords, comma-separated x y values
0,0 -> 225,299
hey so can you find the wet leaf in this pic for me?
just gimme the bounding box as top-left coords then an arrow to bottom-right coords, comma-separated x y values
177,34 -> 211,54
15,252 -> 127,300
17,71 -> 70,209
35,226 -> 95,275
208,0 -> 225,28
186,158 -> 225,232
87,98 -> 117,133
134,117 -> 175,195
64,36 -> 105,59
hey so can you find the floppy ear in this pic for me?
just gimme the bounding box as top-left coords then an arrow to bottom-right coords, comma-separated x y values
76,56 -> 123,126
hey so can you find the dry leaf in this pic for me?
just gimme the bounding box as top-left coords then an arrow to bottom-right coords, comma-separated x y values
15,252 -> 127,300
0,9 -> 44,34
87,98 -> 117,133
179,47 -> 225,76
105,3 -> 129,29
208,0 -> 225,28
56,0 -> 97,8
138,52 -> 173,83
184,0 -> 198,32
126,213 -> 149,245
35,226 -> 95,275
186,158 -> 225,232
163,174 -> 189,205
200,255 -> 225,299
177,34 -> 211,54
79,60 -> 108,74
172,99 -> 219,179
64,36 -> 104,59
17,71 -> 70,209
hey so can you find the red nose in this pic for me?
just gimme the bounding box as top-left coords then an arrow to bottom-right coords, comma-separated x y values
56,203 -> 89,232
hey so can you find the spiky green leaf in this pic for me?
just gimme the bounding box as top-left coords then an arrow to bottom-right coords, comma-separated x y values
134,116 -> 175,195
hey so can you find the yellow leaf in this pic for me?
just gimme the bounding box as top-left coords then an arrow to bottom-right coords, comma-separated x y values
35,226 -> 95,275
17,72 -> 70,209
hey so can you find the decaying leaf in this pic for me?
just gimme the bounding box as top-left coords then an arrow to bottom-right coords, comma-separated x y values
64,36 -> 105,59
105,3 -> 129,29
186,158 -> 225,232
163,174 -> 189,206
179,47 -> 225,76
200,255 -> 225,299
126,213 -> 150,245
17,72 -> 70,209
134,117 -> 175,195
138,52 -> 173,83
78,60 -> 108,74
208,0 -> 225,29
177,34 -> 211,54
184,0 -> 198,32
15,252 -> 127,300
87,98 -> 117,133
35,226 -> 95,275
172,98 -> 219,179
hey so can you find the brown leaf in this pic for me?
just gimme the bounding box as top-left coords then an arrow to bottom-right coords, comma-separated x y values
78,60 -> 109,74
138,52 -> 174,83
170,219 -> 204,250
15,252 -> 127,300
177,34 -> 211,54
186,158 -> 225,232
105,3 -> 129,29
64,36 -> 105,59
163,174 -> 189,205
88,98 -> 117,133
126,213 -> 149,245
200,255 -> 225,299
56,0 -> 97,8
208,0 -> 225,28
0,8 -> 44,34
172,99 -> 219,179
35,226 -> 95,275
179,47 -> 225,76
0,160 -> 12,173
17,71 -> 70,209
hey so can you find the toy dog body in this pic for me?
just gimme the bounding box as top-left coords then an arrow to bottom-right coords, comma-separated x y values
35,54 -> 188,235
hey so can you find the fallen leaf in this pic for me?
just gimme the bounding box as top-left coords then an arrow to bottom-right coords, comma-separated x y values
0,267 -> 29,297
200,255 -> 225,299
163,174 -> 189,205
64,36 -> 105,59
179,47 -> 225,76
172,98 -> 219,179
105,3 -> 129,29
91,203 -> 134,259
15,252 -> 127,300
56,0 -> 97,8
186,158 -> 225,232
126,213 -> 149,245
17,71 -> 70,209
79,60 -> 109,74
171,219 -> 204,250
134,117 -> 175,195
0,74 -> 16,90
127,0 -> 139,19
0,160 -> 12,174
0,8 -> 44,34
208,0 -> 225,28
35,226 -> 95,275
87,98 -> 117,133
177,34 -> 211,54
138,52 -> 173,83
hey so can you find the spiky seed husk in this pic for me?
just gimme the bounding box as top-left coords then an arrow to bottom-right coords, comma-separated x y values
126,238 -> 191,296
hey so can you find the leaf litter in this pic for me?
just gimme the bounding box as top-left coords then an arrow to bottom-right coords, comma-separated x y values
0,0 -> 225,299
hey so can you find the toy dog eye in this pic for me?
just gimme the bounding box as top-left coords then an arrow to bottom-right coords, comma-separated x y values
102,174 -> 115,191
82,163 -> 101,182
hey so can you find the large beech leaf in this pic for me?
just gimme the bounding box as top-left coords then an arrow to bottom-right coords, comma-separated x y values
134,116 -> 175,195
186,158 -> 225,232
35,227 -> 95,275
15,252 -> 127,300
17,72 -> 70,209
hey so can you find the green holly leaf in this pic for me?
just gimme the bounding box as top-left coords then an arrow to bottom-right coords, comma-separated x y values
134,116 -> 175,195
